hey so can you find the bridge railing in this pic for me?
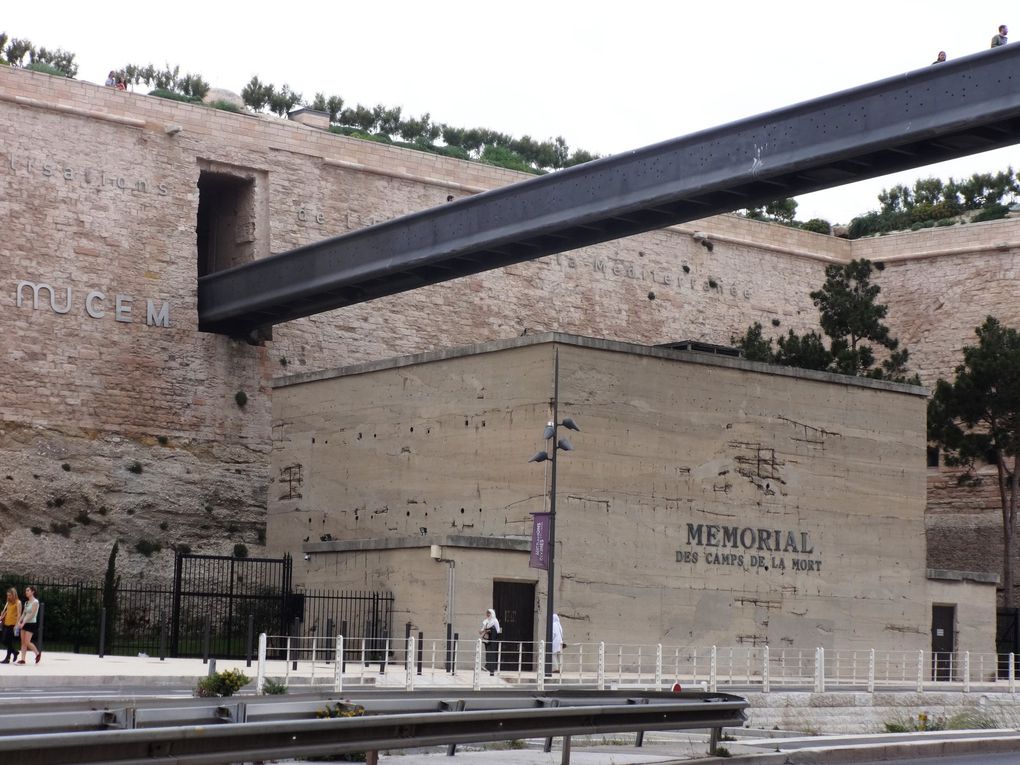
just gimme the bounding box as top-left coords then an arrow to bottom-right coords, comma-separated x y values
255,635 -> 1020,695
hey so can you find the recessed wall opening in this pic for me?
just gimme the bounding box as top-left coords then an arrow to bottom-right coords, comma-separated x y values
197,170 -> 257,277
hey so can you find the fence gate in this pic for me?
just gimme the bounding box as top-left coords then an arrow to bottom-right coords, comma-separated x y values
171,553 -> 292,658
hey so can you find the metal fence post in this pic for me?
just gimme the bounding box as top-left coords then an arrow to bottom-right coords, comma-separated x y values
917,649 -> 924,693
597,642 -> 606,691
445,623 -> 454,673
709,646 -> 718,692
340,621 -> 347,673
1011,653 -> 1016,695
416,631 -> 424,676
655,644 -> 663,688
405,636 -> 415,691
98,607 -> 107,659
36,603 -> 44,653
202,616 -> 211,664
473,639 -> 482,690
537,640 -> 546,692
963,651 -> 971,693
158,612 -> 168,661
290,617 -> 300,671
333,635 -> 344,693
815,647 -> 825,693
256,632 -> 267,694
868,648 -> 875,693
245,613 -> 255,668
762,645 -> 770,694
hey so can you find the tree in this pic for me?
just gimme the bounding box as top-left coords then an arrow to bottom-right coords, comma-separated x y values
267,84 -> 302,117
743,198 -> 798,224
241,76 -> 273,113
774,329 -> 832,371
811,259 -> 910,379
731,322 -> 774,362
733,259 -> 917,382
801,218 -> 832,235
928,317 -> 1020,606
102,542 -> 121,642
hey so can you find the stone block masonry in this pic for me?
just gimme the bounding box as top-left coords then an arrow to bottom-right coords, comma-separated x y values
2,64 -> 1020,591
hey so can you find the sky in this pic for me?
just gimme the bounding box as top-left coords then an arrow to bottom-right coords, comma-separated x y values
5,1 -> 1019,224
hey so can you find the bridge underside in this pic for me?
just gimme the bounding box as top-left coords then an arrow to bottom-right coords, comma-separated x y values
199,46 -> 1020,335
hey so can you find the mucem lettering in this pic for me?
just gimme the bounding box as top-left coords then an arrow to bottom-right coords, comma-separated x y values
14,279 -> 171,328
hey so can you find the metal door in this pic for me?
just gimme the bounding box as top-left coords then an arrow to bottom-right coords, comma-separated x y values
931,604 -> 955,681
492,581 -> 536,671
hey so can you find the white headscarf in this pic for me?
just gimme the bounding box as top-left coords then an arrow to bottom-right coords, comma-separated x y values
552,613 -> 563,653
482,608 -> 501,634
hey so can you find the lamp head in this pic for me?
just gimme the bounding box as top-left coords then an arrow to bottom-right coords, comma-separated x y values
529,450 -> 550,463
557,438 -> 574,452
561,417 -> 580,432
543,424 -> 556,440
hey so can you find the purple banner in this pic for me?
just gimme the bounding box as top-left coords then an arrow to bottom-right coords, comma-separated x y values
530,512 -> 551,570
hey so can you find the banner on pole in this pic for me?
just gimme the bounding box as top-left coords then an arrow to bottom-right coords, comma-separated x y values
530,512 -> 551,570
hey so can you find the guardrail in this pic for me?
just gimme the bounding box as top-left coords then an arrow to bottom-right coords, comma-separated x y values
0,690 -> 749,765
257,635 -> 1020,694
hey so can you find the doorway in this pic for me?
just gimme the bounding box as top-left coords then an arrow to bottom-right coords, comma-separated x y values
492,581 -> 536,671
197,170 -> 256,277
931,604 -> 956,681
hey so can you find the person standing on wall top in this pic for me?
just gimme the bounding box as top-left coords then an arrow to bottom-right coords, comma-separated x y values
992,25 -> 1008,47
16,586 -> 41,665
479,608 -> 501,675
0,588 -> 21,664
551,613 -> 565,673
105,71 -> 116,87
932,51 -> 947,64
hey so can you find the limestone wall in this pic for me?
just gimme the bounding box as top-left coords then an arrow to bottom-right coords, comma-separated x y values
744,690 -> 1020,734
2,64 -> 1018,596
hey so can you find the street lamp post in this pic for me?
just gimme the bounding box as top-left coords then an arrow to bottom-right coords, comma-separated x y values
529,349 -> 580,677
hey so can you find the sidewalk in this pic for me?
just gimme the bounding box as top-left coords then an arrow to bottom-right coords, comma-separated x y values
0,650 -> 255,689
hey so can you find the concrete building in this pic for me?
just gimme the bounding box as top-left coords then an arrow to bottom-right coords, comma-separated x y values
271,334 -> 994,653
0,65 -> 1015,645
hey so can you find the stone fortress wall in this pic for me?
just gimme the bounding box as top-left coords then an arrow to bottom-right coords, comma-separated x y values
0,65 -> 1016,590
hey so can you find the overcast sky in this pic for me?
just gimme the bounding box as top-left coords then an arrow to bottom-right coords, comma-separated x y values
6,2 -> 1019,223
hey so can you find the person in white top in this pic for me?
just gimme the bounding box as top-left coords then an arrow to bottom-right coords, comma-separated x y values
479,608 -> 501,674
16,585 -> 41,665
551,613 -> 565,673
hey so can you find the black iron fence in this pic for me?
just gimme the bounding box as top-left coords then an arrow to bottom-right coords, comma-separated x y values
0,554 -> 393,659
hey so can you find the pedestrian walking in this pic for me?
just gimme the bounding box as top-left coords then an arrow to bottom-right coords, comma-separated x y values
551,613 -> 565,673
479,608 -> 501,674
16,586 -> 41,664
0,588 -> 21,663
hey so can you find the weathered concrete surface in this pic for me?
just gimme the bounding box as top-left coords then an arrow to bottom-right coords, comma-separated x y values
270,335 -> 994,652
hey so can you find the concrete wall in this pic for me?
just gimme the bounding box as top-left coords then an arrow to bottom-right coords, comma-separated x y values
270,335 -> 995,652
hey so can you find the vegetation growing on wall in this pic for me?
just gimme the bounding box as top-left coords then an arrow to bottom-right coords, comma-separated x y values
847,170 -> 1019,238
741,198 -> 832,235
116,64 -> 210,102
240,76 -> 599,175
0,32 -> 78,77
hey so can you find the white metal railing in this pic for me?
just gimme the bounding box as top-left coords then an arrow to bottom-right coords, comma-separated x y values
254,635 -> 1020,696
